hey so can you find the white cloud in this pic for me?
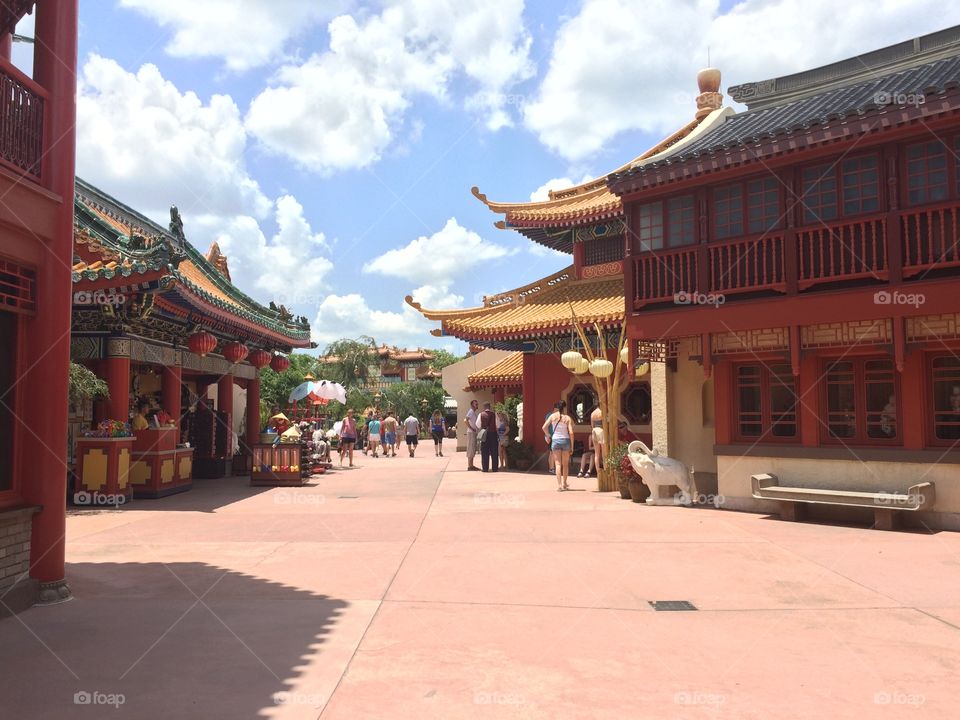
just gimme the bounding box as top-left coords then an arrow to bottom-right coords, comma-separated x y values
364,217 -> 515,286
525,0 -> 960,161
77,54 -> 271,221
118,0 -> 349,71
311,284 -> 463,348
245,0 -> 533,174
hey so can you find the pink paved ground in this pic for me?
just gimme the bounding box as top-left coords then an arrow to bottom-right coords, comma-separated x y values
2,438 -> 960,718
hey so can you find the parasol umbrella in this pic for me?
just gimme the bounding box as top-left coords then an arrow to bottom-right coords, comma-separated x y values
308,380 -> 347,404
288,382 -> 315,403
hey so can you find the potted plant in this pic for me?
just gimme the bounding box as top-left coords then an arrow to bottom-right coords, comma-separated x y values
606,443 -> 632,499
505,440 -> 534,471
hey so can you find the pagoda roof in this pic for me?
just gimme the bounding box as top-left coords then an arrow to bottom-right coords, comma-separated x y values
406,265 -> 623,344
471,107 -> 730,253
72,178 -> 312,349
467,352 -> 523,389
612,52 -> 960,191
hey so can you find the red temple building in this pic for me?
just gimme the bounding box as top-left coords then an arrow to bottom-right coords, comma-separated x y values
609,28 -> 960,528
0,1 -> 80,610
69,178 -> 313,490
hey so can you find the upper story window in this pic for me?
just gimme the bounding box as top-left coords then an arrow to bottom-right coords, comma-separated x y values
713,185 -> 743,239
906,140 -> 948,205
712,178 -> 782,240
746,177 -> 781,234
800,154 -> 880,224
635,195 -> 695,251
841,155 -> 880,215
801,163 -> 839,224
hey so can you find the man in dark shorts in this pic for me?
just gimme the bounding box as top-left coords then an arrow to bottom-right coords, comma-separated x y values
403,413 -> 420,457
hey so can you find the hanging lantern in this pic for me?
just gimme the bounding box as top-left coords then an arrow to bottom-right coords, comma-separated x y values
620,346 -> 629,365
589,358 -> 614,378
248,349 -> 272,369
635,361 -> 651,377
187,331 -> 217,357
270,354 -> 290,373
222,342 -> 248,364
572,356 -> 590,374
561,350 -> 584,370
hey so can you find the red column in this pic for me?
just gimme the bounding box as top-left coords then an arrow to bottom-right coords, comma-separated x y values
20,0 -> 79,600
105,352 -> 131,422
246,375 -> 261,447
161,362 -> 182,426
0,33 -> 11,62
900,349 -> 924,450
218,374 -> 234,431
521,353 -> 537,445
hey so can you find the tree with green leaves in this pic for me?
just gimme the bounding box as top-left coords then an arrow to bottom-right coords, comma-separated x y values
321,336 -> 377,389
68,362 -> 109,404
427,348 -> 467,371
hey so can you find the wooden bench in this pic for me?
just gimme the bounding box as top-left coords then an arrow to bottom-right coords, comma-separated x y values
751,473 -> 935,530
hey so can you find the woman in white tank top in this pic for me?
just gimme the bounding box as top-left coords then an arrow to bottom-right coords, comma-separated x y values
543,400 -> 574,491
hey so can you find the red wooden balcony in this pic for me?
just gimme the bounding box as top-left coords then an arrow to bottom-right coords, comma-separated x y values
901,202 -> 960,277
709,234 -> 786,295
633,245 -> 698,305
0,57 -> 46,181
797,215 -> 887,289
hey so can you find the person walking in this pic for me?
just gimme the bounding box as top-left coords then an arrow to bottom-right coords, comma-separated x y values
339,408 -> 358,467
543,402 -> 559,474
496,409 -> 509,468
430,410 -> 446,456
361,409 -> 373,455
464,398 -> 479,471
479,402 -> 499,472
367,414 -> 382,457
382,411 -> 398,458
543,401 -> 573,491
403,413 -> 420,457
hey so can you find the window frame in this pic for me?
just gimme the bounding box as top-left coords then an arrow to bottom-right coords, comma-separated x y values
819,356 -> 901,446
633,194 -> 697,252
0,309 -> 23,503
798,152 -> 883,227
927,352 -> 960,446
904,138 -> 950,207
710,176 -> 784,241
732,362 -> 799,443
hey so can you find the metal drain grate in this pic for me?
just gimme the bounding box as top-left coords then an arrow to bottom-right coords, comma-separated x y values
649,600 -> 697,611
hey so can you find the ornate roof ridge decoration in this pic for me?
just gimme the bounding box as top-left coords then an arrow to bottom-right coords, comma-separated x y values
205,241 -> 231,280
72,178 -> 312,344
729,24 -> 960,110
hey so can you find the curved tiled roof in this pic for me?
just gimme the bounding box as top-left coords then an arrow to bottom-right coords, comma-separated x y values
612,54 -> 960,186
406,266 -> 624,342
467,352 -> 523,388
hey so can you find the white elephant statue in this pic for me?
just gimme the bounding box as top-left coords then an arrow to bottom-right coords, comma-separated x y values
627,440 -> 697,506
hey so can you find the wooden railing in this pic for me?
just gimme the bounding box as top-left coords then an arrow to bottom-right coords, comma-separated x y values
0,59 -> 45,180
709,234 -> 785,295
901,202 -> 960,276
797,216 -> 886,289
634,246 -> 697,304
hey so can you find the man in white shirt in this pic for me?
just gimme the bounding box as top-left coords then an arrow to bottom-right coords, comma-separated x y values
464,399 -> 479,471
403,414 -> 420,457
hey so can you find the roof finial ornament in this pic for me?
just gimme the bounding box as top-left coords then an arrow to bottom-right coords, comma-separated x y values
695,64 -> 723,120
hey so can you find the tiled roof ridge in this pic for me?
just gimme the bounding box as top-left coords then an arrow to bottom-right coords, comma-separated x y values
467,352 -> 523,385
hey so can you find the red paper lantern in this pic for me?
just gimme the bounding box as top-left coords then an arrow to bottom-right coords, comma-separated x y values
187,331 -> 217,357
222,342 -> 248,364
248,349 -> 272,369
270,354 -> 290,373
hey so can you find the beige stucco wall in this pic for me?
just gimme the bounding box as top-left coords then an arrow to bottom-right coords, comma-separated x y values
718,454 -> 960,529
442,349 -> 514,452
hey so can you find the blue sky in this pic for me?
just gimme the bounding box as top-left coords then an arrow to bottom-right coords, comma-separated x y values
15,1 -> 960,355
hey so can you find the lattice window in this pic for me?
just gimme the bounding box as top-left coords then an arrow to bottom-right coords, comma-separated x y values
801,163 -> 838,224
931,355 -> 960,443
746,177 -> 781,234
734,363 -> 798,441
0,258 -> 36,314
636,202 -> 663,251
841,154 -> 880,215
822,357 -> 899,444
906,140 -> 948,206
713,184 -> 743,239
667,195 -> 696,246
583,235 -> 624,266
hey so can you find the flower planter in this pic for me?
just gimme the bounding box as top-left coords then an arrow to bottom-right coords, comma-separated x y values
628,477 -> 649,503
618,479 -> 632,499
